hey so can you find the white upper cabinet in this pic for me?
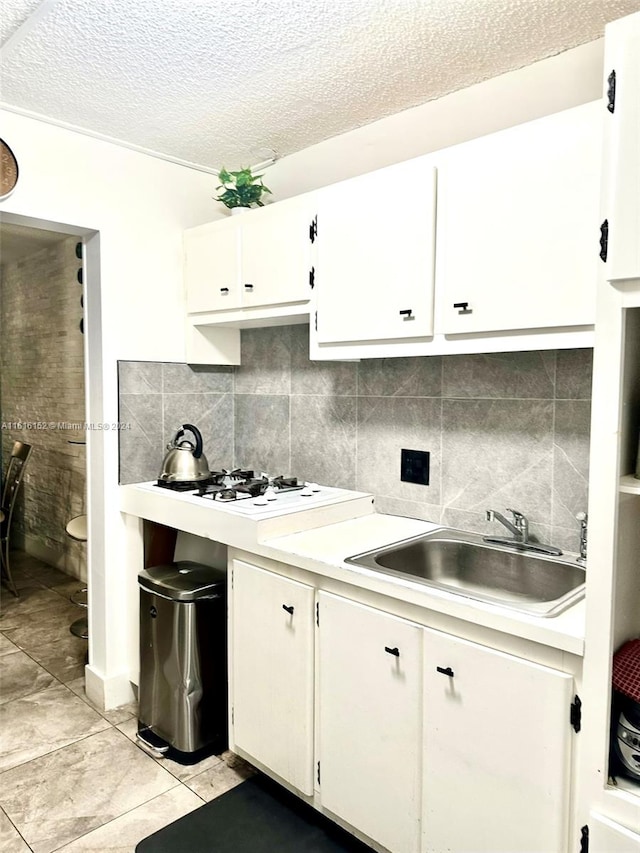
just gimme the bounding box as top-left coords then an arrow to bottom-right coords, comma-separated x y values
436,102 -> 602,335
185,218 -> 240,313
184,194 -> 313,318
314,158 -> 437,344
240,196 -> 313,309
600,12 -> 640,282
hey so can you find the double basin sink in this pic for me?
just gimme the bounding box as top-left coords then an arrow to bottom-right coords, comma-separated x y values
345,528 -> 585,617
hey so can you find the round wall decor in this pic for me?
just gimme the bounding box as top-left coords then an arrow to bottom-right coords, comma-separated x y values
0,139 -> 19,200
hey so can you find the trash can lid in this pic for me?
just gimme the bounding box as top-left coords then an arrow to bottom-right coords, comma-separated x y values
138,561 -> 226,601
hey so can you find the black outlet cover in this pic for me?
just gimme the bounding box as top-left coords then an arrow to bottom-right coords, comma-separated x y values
401,449 -> 430,485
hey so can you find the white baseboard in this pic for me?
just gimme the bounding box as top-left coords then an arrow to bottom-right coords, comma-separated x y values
85,664 -> 136,711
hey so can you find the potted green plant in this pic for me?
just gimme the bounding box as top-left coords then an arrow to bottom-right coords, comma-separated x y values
214,167 -> 272,210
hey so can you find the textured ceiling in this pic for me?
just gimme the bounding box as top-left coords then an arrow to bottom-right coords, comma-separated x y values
1,0 -> 640,171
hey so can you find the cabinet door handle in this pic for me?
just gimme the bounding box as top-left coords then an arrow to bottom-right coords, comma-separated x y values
220,287 -> 229,294
384,646 -> 400,657
282,604 -> 294,615
244,283 -> 254,290
399,309 -> 413,318
436,666 -> 454,677
453,302 -> 472,315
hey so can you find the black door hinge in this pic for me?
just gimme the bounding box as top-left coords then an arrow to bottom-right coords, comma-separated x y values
599,219 -> 609,263
317,761 -> 321,785
309,266 -> 315,289
607,70 -> 616,114
571,695 -> 582,733
309,216 -> 318,243
316,601 -> 319,626
314,310 -> 318,332
580,824 -> 589,853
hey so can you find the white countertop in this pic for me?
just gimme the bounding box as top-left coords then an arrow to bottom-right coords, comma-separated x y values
258,513 -> 585,657
120,484 -> 585,657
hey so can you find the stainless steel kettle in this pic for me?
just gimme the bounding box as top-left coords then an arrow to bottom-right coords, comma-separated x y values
159,424 -> 210,483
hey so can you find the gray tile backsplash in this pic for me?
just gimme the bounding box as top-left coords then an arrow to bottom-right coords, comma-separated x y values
441,351 -> 556,399
290,395 -> 357,489
357,396 -> 441,504
118,326 -> 592,555
235,394 -> 290,476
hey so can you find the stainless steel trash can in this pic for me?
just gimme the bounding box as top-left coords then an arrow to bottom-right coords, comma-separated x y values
137,561 -> 227,757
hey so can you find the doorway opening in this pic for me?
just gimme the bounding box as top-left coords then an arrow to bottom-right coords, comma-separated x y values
1,223 -> 85,571
0,213 -> 100,684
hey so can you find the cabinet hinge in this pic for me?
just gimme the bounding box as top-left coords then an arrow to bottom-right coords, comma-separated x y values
309,266 -> 315,289
309,216 -> 318,244
231,706 -> 234,725
316,601 -> 319,627
580,824 -> 589,853
317,760 -> 321,785
599,219 -> 608,263
607,69 -> 616,114
314,310 -> 318,332
571,695 -> 582,733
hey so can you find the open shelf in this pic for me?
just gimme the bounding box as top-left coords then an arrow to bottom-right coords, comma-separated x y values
609,775 -> 640,798
619,474 -> 640,495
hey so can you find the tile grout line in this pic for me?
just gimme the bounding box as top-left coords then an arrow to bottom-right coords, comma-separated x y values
2,552 -> 258,852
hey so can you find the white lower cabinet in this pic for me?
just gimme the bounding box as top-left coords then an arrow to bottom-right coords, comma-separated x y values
318,592 -> 423,853
230,560 -> 315,794
589,813 -> 640,851
422,629 -> 575,853
229,559 -> 578,853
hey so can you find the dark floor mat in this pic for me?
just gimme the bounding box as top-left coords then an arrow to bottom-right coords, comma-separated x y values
136,774 -> 375,853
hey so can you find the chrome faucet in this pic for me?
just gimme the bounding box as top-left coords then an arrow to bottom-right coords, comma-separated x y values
484,508 -> 563,557
485,508 -> 528,543
576,512 -> 587,565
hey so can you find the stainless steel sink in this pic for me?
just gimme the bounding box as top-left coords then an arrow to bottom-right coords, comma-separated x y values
345,528 -> 585,617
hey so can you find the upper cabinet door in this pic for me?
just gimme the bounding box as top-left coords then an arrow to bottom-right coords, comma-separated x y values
184,219 -> 241,313
240,196 -> 313,309
314,159 -> 436,344
601,12 -> 640,282
436,102 -> 602,335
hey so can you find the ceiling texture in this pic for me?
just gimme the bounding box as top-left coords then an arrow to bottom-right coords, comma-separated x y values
1,0 -> 640,174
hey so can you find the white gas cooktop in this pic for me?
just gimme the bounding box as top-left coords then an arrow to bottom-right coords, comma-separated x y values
136,481 -> 370,519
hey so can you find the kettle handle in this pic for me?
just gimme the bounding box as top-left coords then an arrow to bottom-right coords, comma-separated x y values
175,423 -> 204,459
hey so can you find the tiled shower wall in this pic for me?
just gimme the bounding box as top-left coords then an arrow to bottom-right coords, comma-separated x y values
1,237 -> 86,579
118,324 -> 592,554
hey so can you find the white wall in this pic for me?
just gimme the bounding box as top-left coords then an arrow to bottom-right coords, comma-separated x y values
0,36 -> 605,707
223,39 -> 604,206
0,112 -> 215,706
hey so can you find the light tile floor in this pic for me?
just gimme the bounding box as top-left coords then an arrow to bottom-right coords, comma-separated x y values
0,552 -> 254,853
